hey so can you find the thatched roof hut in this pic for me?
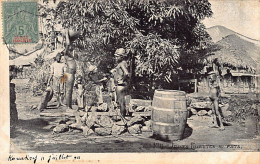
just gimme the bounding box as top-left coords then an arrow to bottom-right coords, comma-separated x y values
205,34 -> 259,73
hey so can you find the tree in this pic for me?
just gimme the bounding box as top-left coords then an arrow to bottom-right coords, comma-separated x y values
52,0 -> 212,90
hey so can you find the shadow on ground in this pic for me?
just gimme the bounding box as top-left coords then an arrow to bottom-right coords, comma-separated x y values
11,118 -> 57,138
150,124 -> 193,142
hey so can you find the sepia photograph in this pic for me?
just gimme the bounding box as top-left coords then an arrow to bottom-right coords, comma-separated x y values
1,0 -> 259,156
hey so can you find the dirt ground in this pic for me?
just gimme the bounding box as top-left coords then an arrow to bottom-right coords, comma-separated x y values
10,79 -> 260,153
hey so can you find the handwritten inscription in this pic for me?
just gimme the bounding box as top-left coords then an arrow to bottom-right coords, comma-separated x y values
8,155 -> 37,163
7,143 -> 243,163
8,154 -> 80,163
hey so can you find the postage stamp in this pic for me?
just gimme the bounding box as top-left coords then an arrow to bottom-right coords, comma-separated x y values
2,1 -> 38,44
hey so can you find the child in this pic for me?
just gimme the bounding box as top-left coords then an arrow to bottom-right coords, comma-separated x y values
76,76 -> 86,111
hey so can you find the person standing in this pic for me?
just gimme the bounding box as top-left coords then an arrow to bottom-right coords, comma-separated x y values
75,75 -> 86,111
111,48 -> 130,117
62,28 -> 79,109
47,53 -> 65,107
64,49 -> 77,109
208,71 -> 225,130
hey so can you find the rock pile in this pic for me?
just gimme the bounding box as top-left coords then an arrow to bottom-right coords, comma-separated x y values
53,111 -> 152,136
53,99 -> 153,136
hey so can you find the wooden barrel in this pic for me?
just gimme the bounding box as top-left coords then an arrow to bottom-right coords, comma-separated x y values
152,89 -> 187,141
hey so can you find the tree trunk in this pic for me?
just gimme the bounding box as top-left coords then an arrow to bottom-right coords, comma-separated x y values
129,54 -> 135,93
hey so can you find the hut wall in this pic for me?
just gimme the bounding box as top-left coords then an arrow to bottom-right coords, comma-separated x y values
15,65 -> 33,79
197,74 -> 258,94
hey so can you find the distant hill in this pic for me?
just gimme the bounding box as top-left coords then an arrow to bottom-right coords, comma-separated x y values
207,25 -> 260,45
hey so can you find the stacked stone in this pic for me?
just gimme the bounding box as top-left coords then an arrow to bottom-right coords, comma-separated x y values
53,103 -> 153,135
187,94 -> 231,117
10,83 -> 18,132
129,99 -> 152,113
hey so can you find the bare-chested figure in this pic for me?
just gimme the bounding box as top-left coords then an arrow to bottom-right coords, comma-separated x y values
48,53 -> 65,107
111,48 -> 130,117
64,50 -> 76,109
208,71 -> 225,130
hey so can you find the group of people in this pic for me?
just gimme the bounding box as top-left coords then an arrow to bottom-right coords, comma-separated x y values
41,27 -> 130,120
47,48 -> 225,130
45,28 -> 225,130
46,47 -> 130,119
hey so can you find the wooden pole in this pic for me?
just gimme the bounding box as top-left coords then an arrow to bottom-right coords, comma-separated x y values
194,79 -> 198,93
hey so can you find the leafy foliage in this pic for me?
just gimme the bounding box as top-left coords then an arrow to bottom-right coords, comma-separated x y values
30,56 -> 52,96
40,0 -> 213,89
127,33 -> 179,83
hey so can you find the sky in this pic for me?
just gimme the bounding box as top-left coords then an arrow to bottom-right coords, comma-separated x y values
203,0 -> 260,40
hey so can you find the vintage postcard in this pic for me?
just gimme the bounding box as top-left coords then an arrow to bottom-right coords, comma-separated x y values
0,0 -> 259,163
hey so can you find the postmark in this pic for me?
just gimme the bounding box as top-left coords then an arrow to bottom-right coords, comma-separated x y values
2,1 -> 38,44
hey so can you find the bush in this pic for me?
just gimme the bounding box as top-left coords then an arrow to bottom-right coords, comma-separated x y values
226,95 -> 259,123
29,56 -> 52,96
